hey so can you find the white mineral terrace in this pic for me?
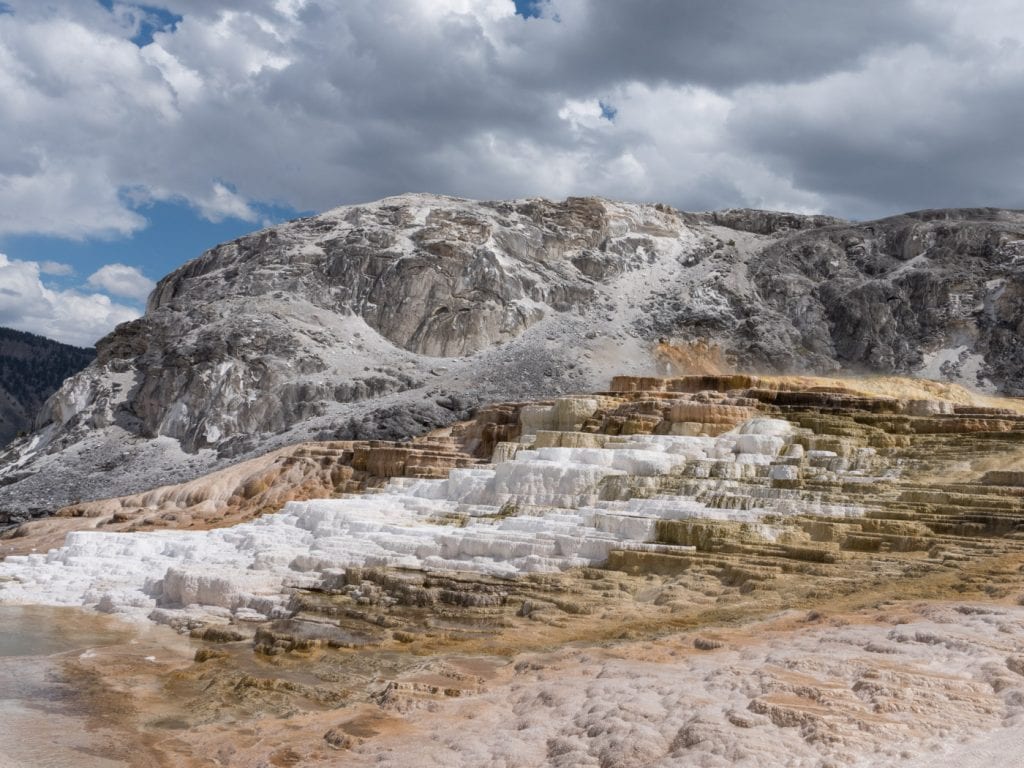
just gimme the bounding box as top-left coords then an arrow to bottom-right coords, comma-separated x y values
0,419 -> 873,623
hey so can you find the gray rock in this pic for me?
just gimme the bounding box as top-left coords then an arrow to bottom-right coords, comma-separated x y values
2,195 -> 1023,521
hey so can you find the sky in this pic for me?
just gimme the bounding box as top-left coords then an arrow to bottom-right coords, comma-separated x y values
0,0 -> 1023,346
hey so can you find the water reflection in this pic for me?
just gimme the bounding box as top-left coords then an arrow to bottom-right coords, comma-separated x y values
0,606 -> 132,768
0,605 -> 129,657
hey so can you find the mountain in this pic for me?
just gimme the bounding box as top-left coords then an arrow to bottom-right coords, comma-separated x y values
1,194 -> 1022,522
0,327 -> 95,447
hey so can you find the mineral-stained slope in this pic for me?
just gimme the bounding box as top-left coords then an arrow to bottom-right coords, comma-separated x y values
3,374 -> 1024,765
1,196 -> 1023,521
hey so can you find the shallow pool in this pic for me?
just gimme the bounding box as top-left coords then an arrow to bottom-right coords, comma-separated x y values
0,606 -> 132,768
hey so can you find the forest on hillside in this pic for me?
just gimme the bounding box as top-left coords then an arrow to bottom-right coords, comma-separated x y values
0,327 -> 95,445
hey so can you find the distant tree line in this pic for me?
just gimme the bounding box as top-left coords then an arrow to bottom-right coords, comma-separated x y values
0,326 -> 96,416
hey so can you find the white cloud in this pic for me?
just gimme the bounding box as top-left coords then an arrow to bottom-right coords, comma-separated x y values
86,263 -> 156,302
0,253 -> 142,347
39,261 -> 74,276
193,182 -> 258,222
0,0 -> 1021,238
0,160 -> 148,239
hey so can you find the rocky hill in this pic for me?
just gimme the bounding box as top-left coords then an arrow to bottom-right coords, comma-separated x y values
1,194 -> 1022,522
0,327 -> 95,447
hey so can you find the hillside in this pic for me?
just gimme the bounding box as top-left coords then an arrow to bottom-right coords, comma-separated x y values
1,195 -> 1022,522
0,327 -> 95,447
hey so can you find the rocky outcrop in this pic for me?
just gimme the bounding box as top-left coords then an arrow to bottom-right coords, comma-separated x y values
2,196 -> 1023,519
699,208 -> 846,235
744,208 -> 1024,385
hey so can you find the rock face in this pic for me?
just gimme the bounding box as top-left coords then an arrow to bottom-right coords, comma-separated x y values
2,195 -> 1023,519
0,327 -> 95,447
743,208 -> 1024,385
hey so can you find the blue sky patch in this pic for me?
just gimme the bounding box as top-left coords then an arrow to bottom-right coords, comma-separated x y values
513,0 -> 543,19
95,0 -> 182,46
0,198 -> 306,290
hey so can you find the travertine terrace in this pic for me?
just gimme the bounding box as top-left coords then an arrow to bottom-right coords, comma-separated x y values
3,373 -> 1024,765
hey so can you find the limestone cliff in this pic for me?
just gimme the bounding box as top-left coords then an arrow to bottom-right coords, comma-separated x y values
1,195 -> 1022,520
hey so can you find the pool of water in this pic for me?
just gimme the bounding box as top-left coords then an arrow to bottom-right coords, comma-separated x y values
0,605 -> 130,657
0,606 -> 134,768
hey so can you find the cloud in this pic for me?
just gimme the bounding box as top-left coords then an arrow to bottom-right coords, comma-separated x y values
0,159 -> 149,239
86,263 -> 156,302
193,182 -> 258,223
0,0 -> 1021,239
0,253 -> 142,346
505,0 -> 939,90
39,260 -> 74,276
726,40 -> 1024,218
